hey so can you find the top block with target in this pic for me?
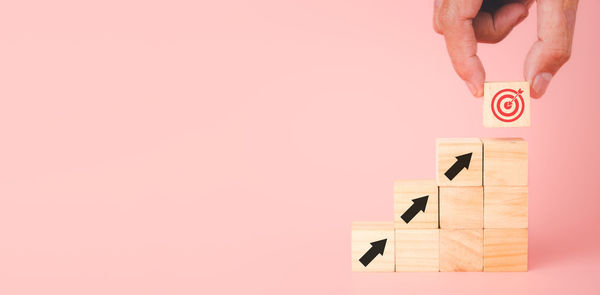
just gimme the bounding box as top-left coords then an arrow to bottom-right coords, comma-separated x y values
483,81 -> 531,128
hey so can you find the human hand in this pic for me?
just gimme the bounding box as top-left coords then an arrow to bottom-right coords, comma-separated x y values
433,0 -> 578,98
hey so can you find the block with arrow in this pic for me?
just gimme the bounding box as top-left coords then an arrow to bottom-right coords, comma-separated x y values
394,180 -> 438,229
351,222 -> 395,272
436,138 -> 483,186
359,239 -> 387,267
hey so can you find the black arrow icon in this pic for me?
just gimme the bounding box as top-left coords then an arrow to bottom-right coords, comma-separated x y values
400,195 -> 429,223
444,152 -> 473,181
359,239 -> 387,267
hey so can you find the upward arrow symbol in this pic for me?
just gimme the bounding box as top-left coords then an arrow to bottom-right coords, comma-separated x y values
359,239 -> 387,267
444,153 -> 472,181
401,195 -> 429,224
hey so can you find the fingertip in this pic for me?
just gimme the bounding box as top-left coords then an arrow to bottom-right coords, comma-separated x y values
524,40 -> 568,98
466,81 -> 484,97
530,72 -> 552,98
471,64 -> 486,98
466,81 -> 478,96
474,85 -> 484,97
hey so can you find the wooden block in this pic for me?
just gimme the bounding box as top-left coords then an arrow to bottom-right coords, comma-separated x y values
439,186 -> 483,229
395,229 -> 439,272
483,81 -> 530,128
482,138 -> 528,186
484,186 -> 528,228
351,222 -> 395,272
484,229 -> 528,272
394,180 -> 438,229
440,229 -> 483,271
436,138 -> 482,186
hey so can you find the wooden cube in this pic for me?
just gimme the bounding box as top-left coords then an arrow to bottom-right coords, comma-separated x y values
483,81 -> 530,128
436,138 -> 482,186
482,138 -> 528,186
484,229 -> 528,271
484,186 -> 528,228
440,229 -> 483,272
395,229 -> 439,272
394,180 -> 438,229
439,186 -> 483,229
351,222 -> 395,272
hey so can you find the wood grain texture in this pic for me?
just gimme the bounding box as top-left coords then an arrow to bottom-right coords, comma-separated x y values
351,222 -> 395,272
440,229 -> 483,272
439,186 -> 483,229
484,229 -> 528,272
395,229 -> 439,272
482,138 -> 528,186
436,138 -> 482,186
484,186 -> 528,228
483,81 -> 530,128
394,180 -> 438,229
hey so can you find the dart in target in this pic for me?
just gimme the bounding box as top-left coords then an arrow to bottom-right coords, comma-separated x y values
483,81 -> 531,128
491,88 -> 524,122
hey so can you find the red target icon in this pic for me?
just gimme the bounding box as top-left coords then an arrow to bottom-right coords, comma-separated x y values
491,88 -> 525,122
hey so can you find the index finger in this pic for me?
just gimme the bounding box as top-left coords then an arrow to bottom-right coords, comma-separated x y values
437,0 -> 485,97
443,21 -> 485,97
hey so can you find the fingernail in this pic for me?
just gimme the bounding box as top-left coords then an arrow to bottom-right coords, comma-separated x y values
466,81 -> 479,97
532,72 -> 552,97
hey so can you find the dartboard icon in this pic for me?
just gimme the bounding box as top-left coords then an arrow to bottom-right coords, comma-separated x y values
491,88 -> 525,122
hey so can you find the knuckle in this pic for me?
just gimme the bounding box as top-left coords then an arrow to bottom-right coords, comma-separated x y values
437,12 -> 454,28
452,60 -> 471,79
490,32 -> 509,44
547,47 -> 571,65
482,34 -> 504,44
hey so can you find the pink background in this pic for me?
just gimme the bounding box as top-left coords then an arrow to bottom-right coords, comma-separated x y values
1,1 -> 599,294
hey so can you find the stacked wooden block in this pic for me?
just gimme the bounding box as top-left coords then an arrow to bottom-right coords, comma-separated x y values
352,138 -> 528,272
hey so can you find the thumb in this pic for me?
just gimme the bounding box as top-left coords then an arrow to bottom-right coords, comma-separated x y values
524,1 -> 578,98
